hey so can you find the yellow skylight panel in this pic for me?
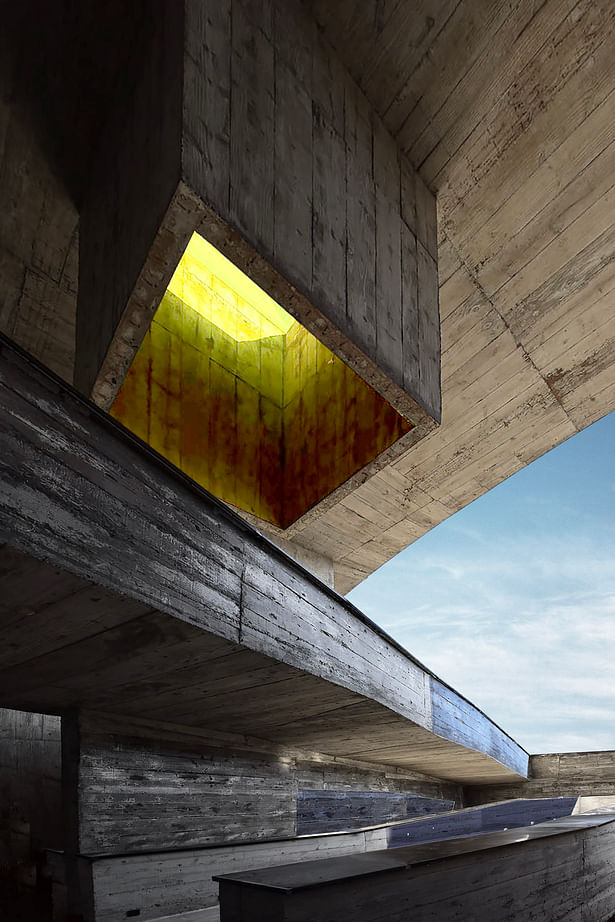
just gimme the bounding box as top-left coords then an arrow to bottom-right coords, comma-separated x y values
113,232 -> 412,528
168,232 -> 295,342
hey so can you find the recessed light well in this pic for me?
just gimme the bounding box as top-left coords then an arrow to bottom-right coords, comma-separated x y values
111,233 -> 412,528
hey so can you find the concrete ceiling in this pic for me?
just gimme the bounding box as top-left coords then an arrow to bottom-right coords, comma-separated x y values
2,1 -> 613,591
292,0 -> 615,590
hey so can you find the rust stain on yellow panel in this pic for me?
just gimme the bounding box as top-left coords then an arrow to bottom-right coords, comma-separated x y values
112,232 -> 412,529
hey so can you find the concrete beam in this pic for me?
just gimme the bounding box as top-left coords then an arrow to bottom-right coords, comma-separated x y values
0,336 -> 524,784
76,0 -> 440,435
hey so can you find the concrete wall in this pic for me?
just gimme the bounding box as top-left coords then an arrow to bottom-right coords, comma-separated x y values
63,710 -> 460,920
68,711 -> 461,856
110,286 -> 410,529
465,751 -> 615,805
217,818 -> 615,922
385,798 -> 576,847
0,15 -> 77,384
0,338 -> 529,785
76,0 -> 185,397
0,2 -> 152,387
0,708 -> 62,863
86,827 -> 390,922
297,790 -> 455,836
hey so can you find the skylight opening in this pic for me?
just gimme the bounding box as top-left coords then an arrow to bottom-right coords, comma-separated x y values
112,232 -> 413,528
168,233 -> 294,342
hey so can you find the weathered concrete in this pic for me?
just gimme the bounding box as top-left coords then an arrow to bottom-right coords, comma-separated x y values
82,829 -> 391,922
3,2 -> 615,588
0,708 -> 61,862
76,3 -> 185,402
465,751 -> 615,806
0,337 -> 528,784
216,815 -> 615,921
4,5 -> 615,920
66,711 -> 459,857
0,2 -> 149,386
76,0 -> 440,449
62,709 -> 459,920
296,790 -> 455,836
384,797 -> 577,847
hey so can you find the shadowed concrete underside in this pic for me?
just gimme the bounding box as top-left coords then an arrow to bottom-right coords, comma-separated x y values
0,336 -> 526,785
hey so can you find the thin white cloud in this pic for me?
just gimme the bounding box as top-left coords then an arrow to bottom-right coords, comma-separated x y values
352,538 -> 615,754
349,412 -> 615,757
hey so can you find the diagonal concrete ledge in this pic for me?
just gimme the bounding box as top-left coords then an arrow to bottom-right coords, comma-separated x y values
215,815 -> 615,921
0,334 -> 527,783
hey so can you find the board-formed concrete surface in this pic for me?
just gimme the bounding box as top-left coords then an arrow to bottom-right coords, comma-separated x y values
70,799 -> 578,921
5,2 -> 615,593
0,336 -> 526,785
3,5 -> 615,920
216,814 -> 615,921
282,1 -> 615,589
465,751 -> 615,805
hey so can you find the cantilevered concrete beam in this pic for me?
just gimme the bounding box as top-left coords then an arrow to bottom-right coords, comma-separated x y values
0,337 -> 521,785
76,0 -> 440,440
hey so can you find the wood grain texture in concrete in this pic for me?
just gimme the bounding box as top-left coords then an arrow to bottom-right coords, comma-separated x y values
0,337 -> 527,784
216,815 -> 615,921
3,2 -> 615,588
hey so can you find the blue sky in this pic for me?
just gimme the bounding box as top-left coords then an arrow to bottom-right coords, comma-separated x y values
348,411 -> 615,755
